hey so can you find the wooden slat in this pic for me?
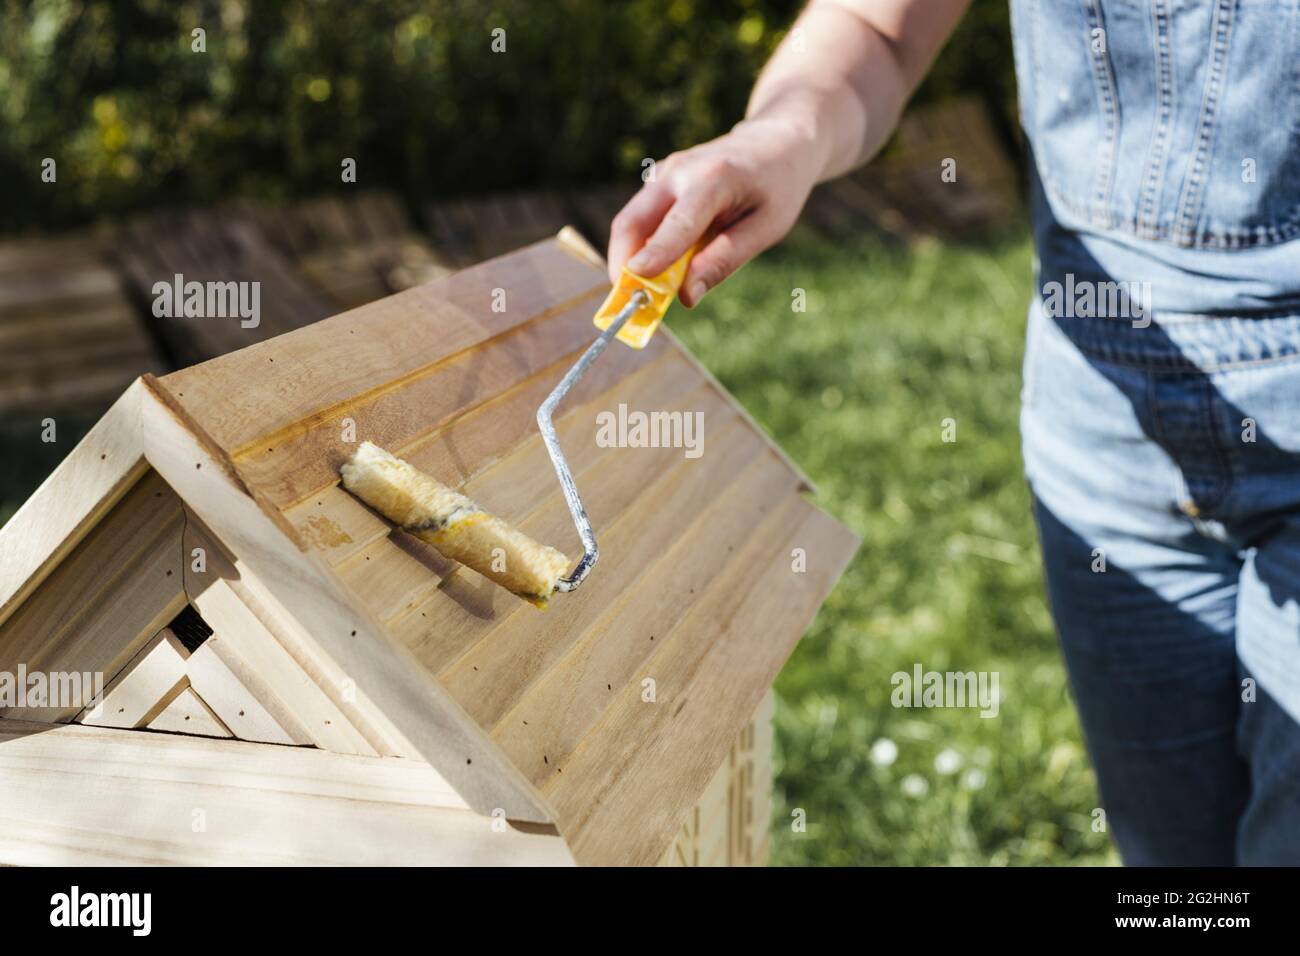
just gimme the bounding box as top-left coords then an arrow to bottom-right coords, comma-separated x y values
232,292 -> 617,510
548,500 -> 858,866
0,229 -> 116,273
425,192 -> 574,265
493,461 -> 801,786
186,639 -> 310,746
159,236 -> 609,457
567,183 -> 637,253
185,517 -> 391,755
198,346 -> 680,579
0,381 -> 148,630
335,536 -> 447,625
0,719 -> 570,866
396,330 -> 671,488
0,336 -> 156,376
0,263 -> 121,312
78,628 -> 189,729
394,385 -> 736,676
0,470 -> 178,664
421,354 -> 707,527
0,469 -> 189,722
0,304 -> 144,348
0,367 -> 152,418
440,416 -> 760,731
747,690 -> 776,867
284,484 -> 392,566
116,216 -> 335,364
139,381 -> 553,822
147,687 -> 232,738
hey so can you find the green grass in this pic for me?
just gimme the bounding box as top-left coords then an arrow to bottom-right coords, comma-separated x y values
676,226 -> 1118,866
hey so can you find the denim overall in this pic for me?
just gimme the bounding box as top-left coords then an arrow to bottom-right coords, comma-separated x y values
1010,0 -> 1300,864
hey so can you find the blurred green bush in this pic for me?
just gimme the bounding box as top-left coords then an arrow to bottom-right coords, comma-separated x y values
0,0 -> 1014,231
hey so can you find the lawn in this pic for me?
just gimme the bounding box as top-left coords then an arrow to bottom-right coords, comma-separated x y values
676,225 -> 1118,866
0,224 -> 1117,866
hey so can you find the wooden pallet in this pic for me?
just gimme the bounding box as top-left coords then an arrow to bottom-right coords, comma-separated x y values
236,193 -> 454,309
0,230 -> 164,421
425,190 -> 575,266
115,212 -> 336,366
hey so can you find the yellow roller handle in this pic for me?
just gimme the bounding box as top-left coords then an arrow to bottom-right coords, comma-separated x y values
593,245 -> 698,349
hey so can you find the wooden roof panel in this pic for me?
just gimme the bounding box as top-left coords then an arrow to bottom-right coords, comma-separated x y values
159,235 -> 608,456
1,230 -> 857,863
555,499 -> 854,866
164,230 -> 858,863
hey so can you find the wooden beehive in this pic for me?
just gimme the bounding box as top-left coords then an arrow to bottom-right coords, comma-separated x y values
0,228 -> 856,866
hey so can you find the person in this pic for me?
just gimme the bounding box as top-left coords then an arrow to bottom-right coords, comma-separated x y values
608,0 -> 1300,866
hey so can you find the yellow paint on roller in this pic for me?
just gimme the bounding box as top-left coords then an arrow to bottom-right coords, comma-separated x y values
340,442 -> 571,606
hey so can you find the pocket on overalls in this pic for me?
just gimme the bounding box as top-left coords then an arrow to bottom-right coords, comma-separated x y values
1181,0 -> 1300,248
1018,0 -> 1300,248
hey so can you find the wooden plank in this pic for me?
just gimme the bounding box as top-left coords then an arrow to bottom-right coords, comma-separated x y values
0,367 -> 151,419
493,460 -> 801,786
116,216 -> 335,364
0,470 -> 189,722
158,236 -> 609,457
663,328 -> 817,493
0,228 -> 116,273
188,576 -> 378,755
554,226 -> 817,494
438,414 -> 757,730
78,628 -> 189,729
284,484 -> 391,566
186,514 -> 416,760
331,353 -> 698,654
147,687 -> 232,738
696,753 -> 734,866
0,264 -> 121,311
335,533 -> 450,627
394,383 -> 734,676
396,336 -> 677,505
0,719 -> 570,866
0,303 -> 128,346
0,336 -> 157,376
416,352 -> 702,526
185,639 -> 309,746
549,500 -> 858,866
139,378 -> 554,822
353,192 -> 410,239
0,470 -> 179,660
233,293 -> 615,510
0,380 -> 147,630
747,689 -> 775,867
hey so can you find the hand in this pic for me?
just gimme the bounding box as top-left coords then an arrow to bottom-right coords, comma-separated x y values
607,114 -> 825,307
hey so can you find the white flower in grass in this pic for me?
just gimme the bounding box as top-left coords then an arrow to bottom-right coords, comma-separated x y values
934,748 -> 962,775
963,768 -> 987,791
870,738 -> 898,767
901,774 -> 928,798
